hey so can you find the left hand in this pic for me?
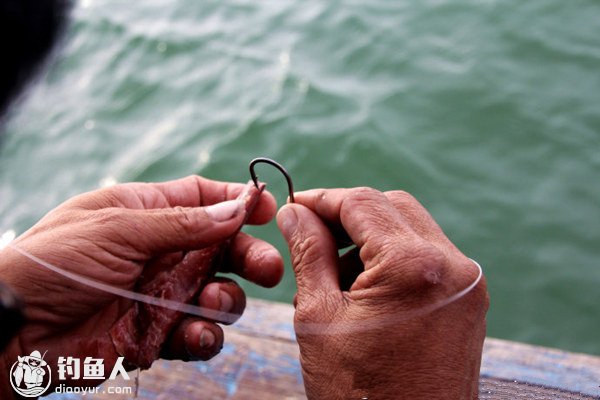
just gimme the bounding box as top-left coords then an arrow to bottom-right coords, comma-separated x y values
0,175 -> 283,389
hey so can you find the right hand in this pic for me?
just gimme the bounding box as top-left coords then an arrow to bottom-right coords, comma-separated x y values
277,187 -> 489,400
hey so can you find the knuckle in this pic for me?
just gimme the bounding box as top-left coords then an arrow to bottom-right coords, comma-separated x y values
313,189 -> 328,202
414,246 -> 448,286
387,190 -> 419,206
359,235 -> 398,265
386,190 -> 427,217
185,174 -> 205,195
173,206 -> 195,232
101,187 -> 125,203
98,184 -> 137,207
342,188 -> 409,239
184,174 -> 200,182
65,183 -> 138,210
346,187 -> 382,204
90,209 -> 139,248
92,207 -> 126,226
164,206 -> 199,245
367,239 -> 448,294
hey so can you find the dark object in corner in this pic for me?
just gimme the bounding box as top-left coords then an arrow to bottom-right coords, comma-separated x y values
0,0 -> 71,119
0,281 -> 24,351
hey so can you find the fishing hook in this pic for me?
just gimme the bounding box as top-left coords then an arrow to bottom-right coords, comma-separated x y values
249,157 -> 295,203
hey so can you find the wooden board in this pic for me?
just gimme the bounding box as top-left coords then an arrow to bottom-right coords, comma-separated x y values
481,339 -> 600,398
46,298 -> 600,399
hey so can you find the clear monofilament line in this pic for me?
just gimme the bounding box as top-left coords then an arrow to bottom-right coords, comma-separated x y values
292,258 -> 484,335
7,242 -> 237,323
8,242 -> 483,333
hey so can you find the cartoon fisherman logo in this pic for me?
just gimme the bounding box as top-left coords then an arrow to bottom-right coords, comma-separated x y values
9,350 -> 52,397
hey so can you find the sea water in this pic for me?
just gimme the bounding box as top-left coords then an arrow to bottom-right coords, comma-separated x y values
0,0 -> 599,355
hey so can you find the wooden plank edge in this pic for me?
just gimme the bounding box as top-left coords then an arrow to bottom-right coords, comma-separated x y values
481,338 -> 600,397
44,298 -> 600,399
238,298 -> 600,397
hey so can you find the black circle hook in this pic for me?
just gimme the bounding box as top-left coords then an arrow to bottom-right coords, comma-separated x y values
249,157 -> 295,203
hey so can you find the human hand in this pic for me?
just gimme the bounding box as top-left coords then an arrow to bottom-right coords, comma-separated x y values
0,176 -> 283,388
277,188 -> 488,400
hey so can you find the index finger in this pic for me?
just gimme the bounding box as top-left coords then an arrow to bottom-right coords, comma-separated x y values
294,187 -> 416,252
150,176 -> 277,225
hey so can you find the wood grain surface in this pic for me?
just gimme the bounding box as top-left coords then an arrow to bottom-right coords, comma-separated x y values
58,298 -> 599,399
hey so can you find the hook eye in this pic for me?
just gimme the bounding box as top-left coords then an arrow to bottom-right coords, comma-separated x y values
249,157 -> 295,203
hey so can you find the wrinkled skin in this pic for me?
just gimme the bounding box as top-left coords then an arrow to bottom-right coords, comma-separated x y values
277,188 -> 489,400
0,175 -> 283,397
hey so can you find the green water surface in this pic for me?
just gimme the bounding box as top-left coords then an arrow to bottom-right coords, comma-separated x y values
1,0 -> 599,355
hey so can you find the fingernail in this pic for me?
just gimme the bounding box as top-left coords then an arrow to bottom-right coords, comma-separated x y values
205,200 -> 242,222
219,289 -> 234,312
199,328 -> 215,348
278,206 -> 298,240
292,189 -> 317,198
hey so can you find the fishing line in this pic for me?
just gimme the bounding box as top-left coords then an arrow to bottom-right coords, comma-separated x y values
294,258 -> 483,335
4,157 -> 483,332
7,241 -> 482,332
7,242 -> 238,324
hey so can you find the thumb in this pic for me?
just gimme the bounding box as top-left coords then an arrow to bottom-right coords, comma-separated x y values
118,199 -> 246,255
277,204 -> 340,298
